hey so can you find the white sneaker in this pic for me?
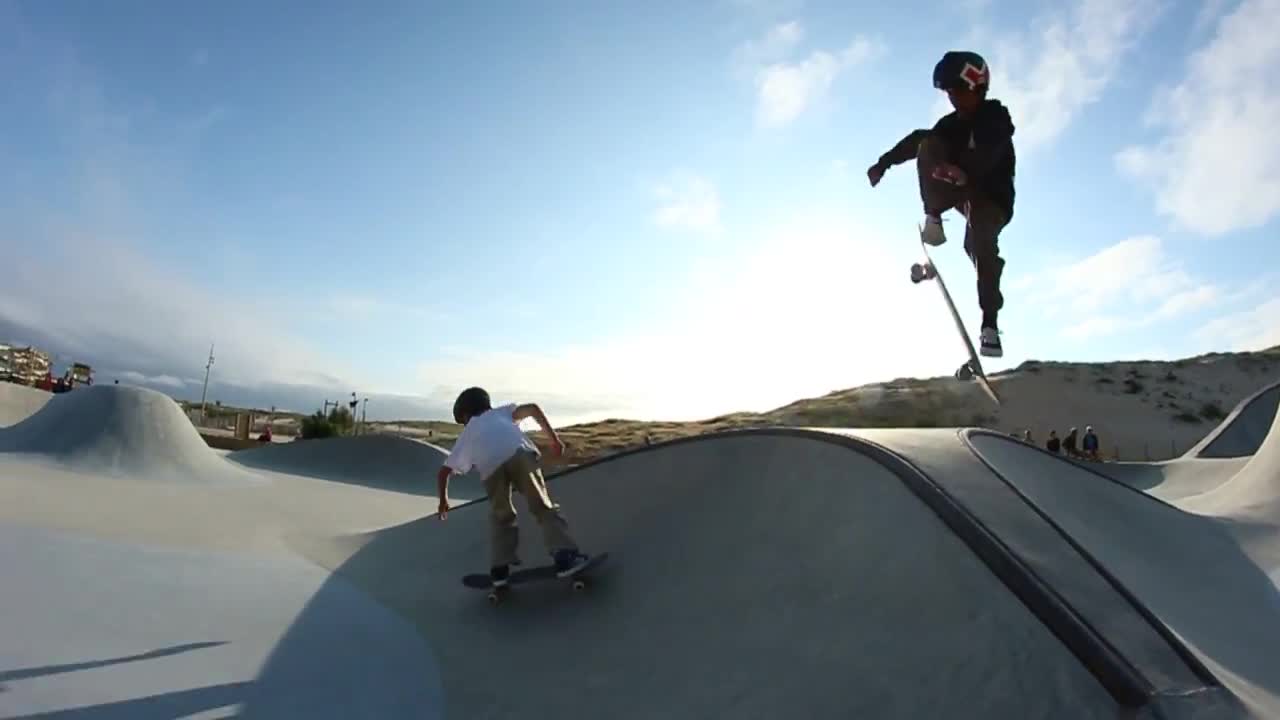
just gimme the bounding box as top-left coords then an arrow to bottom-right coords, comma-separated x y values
921,215 -> 946,246
980,327 -> 1002,357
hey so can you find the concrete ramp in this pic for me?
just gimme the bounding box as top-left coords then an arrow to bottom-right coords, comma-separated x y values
0,381 -> 52,427
1099,380 -> 1280,501
228,434 -> 482,499
0,384 -> 258,484
965,430 -> 1280,718
1093,456 -> 1251,503
1187,381 -> 1280,459
308,431 -> 1122,720
1175,383 -> 1280,519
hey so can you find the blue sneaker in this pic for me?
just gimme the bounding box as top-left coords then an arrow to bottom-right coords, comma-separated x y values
553,549 -> 591,578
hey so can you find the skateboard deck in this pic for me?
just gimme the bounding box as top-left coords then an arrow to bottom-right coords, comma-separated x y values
910,231 -> 1001,406
462,552 -> 610,604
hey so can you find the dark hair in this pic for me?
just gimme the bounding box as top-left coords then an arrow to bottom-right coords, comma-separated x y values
452,386 -> 491,424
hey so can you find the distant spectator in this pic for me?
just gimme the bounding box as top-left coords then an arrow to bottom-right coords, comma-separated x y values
1046,430 -> 1061,454
1082,425 -> 1099,460
1063,427 -> 1079,457
1023,429 -> 1033,444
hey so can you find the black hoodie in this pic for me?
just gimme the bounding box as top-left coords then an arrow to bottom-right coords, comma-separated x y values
876,98 -> 1017,222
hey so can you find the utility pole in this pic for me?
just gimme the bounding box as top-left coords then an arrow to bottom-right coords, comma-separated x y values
199,343 -> 215,421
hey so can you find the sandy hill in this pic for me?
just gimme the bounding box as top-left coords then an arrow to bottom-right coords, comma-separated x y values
530,346 -> 1280,466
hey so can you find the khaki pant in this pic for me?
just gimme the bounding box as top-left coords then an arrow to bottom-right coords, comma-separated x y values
916,136 -> 1007,329
484,449 -> 577,567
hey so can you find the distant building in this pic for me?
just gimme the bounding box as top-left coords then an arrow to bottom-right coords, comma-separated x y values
0,344 -> 52,385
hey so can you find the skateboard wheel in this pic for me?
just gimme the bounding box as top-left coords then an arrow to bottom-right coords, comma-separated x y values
910,264 -> 926,284
572,579 -> 586,591
487,592 -> 500,604
956,363 -> 974,381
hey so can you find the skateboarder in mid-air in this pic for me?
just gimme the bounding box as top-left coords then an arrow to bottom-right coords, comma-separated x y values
437,386 -> 591,588
866,50 -> 1015,358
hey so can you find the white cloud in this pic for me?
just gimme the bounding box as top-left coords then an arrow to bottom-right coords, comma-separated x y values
1062,316 -> 1128,341
971,0 -> 1165,153
119,370 -> 187,388
416,210 -> 963,424
1196,296 -> 1280,350
328,294 -> 441,324
738,22 -> 885,128
733,20 -> 804,68
652,173 -> 722,234
1192,0 -> 1233,37
1014,235 -> 1221,339
1117,0 -> 1280,235
1154,285 -> 1220,319
0,231 -> 355,392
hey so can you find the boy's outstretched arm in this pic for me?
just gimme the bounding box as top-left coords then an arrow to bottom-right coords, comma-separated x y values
875,128 -> 931,171
436,465 -> 452,517
513,402 -> 564,454
436,465 -> 451,497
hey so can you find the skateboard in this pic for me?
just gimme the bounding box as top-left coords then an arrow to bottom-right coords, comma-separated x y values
462,552 -> 610,605
910,230 -> 1001,406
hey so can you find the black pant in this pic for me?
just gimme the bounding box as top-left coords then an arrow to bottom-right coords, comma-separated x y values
916,137 -> 1006,330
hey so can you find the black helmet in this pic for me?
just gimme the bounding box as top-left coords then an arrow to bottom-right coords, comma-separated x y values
933,51 -> 990,92
452,386 -> 491,424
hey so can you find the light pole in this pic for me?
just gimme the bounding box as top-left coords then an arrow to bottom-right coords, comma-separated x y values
199,343 -> 215,422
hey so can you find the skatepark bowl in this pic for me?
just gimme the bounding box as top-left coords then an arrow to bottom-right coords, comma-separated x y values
2,380 -> 1280,718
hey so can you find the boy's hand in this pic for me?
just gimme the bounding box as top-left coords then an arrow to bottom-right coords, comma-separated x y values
549,437 -> 565,457
437,497 -> 450,519
867,163 -> 885,187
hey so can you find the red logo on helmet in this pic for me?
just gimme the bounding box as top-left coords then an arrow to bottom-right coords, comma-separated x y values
961,62 -> 989,90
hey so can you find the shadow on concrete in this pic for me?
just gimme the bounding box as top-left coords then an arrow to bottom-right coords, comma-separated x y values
5,681 -> 250,719
0,642 -> 227,683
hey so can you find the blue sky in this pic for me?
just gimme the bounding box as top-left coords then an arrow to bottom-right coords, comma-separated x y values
1,0 -> 1277,423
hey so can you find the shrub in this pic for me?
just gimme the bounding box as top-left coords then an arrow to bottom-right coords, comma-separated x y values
1200,402 -> 1225,421
327,405 -> 355,432
1173,411 -> 1201,424
300,411 -> 337,439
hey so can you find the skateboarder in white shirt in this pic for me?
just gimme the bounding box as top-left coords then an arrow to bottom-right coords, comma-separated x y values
437,386 -> 591,588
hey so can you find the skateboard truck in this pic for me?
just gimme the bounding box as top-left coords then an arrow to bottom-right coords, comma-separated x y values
910,262 -> 937,284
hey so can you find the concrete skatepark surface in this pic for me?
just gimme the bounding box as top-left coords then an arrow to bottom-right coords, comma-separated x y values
0,382 -> 51,428
3,381 -> 1280,718
1097,381 -> 1280,502
228,432 -> 482,498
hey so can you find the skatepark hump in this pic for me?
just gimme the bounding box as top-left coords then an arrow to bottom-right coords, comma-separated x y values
0,381 -> 51,427
0,383 -> 259,483
229,432 -> 482,497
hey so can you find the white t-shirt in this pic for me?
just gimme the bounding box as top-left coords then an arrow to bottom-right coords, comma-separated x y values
443,403 -> 540,480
